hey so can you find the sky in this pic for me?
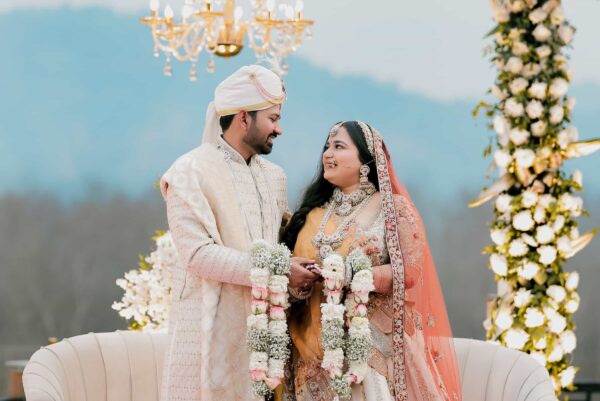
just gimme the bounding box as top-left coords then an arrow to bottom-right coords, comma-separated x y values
1,0 -> 600,100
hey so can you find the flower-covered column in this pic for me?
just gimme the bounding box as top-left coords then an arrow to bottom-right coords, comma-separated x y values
471,0 -> 600,394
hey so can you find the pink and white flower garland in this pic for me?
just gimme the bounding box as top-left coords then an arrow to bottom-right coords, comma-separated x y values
321,249 -> 374,399
247,240 -> 292,397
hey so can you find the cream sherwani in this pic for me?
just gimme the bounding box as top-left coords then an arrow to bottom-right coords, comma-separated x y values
159,135 -> 288,401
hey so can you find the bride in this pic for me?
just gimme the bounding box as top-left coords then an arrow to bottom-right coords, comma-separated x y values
280,121 -> 462,401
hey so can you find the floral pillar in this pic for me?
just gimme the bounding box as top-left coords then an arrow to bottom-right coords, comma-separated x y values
471,0 -> 600,394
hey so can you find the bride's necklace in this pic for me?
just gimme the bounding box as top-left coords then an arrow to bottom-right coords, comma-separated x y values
312,189 -> 374,260
331,185 -> 376,216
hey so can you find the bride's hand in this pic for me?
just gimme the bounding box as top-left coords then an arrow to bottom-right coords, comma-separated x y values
289,257 -> 320,290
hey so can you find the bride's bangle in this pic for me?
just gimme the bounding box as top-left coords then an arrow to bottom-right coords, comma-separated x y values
289,286 -> 312,301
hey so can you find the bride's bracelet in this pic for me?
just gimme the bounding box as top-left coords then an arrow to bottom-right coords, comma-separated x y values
288,286 -> 312,301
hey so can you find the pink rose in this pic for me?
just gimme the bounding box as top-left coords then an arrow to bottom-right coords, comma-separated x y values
251,300 -> 268,314
327,290 -> 342,304
270,291 -> 287,306
251,286 -> 268,300
354,303 -> 368,317
270,306 -> 286,320
251,370 -> 266,381
265,377 -> 282,389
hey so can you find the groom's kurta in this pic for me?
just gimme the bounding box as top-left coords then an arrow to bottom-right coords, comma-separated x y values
160,136 -> 288,401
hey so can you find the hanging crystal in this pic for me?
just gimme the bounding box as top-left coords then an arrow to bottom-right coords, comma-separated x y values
189,60 -> 198,81
163,53 -> 173,77
207,53 -> 215,73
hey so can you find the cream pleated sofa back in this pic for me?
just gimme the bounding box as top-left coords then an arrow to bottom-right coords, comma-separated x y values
23,331 -> 556,401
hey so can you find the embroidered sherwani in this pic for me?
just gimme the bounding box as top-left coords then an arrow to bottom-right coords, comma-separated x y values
159,136 -> 289,401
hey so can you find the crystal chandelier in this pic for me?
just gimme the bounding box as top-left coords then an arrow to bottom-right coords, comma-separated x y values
141,0 -> 314,80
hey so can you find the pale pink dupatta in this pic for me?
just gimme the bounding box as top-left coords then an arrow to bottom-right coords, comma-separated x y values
371,128 -> 462,401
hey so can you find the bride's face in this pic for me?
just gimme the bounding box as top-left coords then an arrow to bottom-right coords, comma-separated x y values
322,126 -> 362,189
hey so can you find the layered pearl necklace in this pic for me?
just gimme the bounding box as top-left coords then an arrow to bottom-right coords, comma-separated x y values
312,187 -> 374,261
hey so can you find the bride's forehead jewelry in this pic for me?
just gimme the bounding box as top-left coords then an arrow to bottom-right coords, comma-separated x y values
328,122 -> 344,138
356,121 -> 375,157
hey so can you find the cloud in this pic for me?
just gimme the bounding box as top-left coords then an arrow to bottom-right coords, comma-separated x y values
1,0 -> 600,100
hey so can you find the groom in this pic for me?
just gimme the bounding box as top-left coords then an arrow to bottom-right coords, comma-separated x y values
159,65 -> 318,401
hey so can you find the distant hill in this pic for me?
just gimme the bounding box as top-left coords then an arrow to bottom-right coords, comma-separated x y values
0,7 -> 599,205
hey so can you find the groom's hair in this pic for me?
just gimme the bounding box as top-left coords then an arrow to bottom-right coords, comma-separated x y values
219,110 -> 257,132
282,121 -> 380,251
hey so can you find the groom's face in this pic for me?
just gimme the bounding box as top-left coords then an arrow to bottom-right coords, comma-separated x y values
244,104 -> 283,155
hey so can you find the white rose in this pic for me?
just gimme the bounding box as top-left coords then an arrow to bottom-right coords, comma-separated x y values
509,78 -> 529,95
560,366 -> 576,388
521,190 -> 538,208
565,293 -> 580,313
495,32 -> 505,45
497,279 -> 511,297
566,96 -> 576,111
547,343 -> 564,361
530,352 -> 546,367
558,193 -> 575,212
552,215 -> 566,233
532,24 -> 552,42
571,170 -> 583,187
534,205 -> 547,223
504,328 -> 529,350
536,225 -> 555,244
533,335 -> 547,349
547,285 -> 567,303
538,245 -> 557,265
493,149 -> 512,169
557,236 -> 573,256
557,126 -> 578,148
528,81 -> 547,99
531,120 -> 547,137
526,100 -> 544,119
504,97 -> 525,117
558,24 -> 574,45
511,0 -> 525,13
509,239 -> 529,257
522,233 -> 538,247
493,6 -> 510,23
535,45 -> 551,58
510,128 -> 530,145
505,57 -> 524,74
513,210 -> 535,231
490,254 -> 508,276
522,63 -> 542,78
512,41 -> 529,56
517,260 -> 540,280
514,148 -> 536,168
566,271 -> 579,290
560,330 -> 577,353
549,313 -> 567,334
551,6 -> 565,25
493,115 -> 509,135
524,307 -> 545,327
494,307 -> 514,331
495,194 -> 513,213
526,0 -> 538,9
491,227 -> 510,246
549,105 -> 565,125
514,288 -> 532,307
491,85 -> 508,100
529,8 -> 547,24
549,78 -> 569,98
538,194 -> 556,209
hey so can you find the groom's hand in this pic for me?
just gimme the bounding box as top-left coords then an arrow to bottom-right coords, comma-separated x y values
289,257 -> 319,290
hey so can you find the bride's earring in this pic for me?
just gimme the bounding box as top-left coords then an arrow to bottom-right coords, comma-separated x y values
360,164 -> 376,194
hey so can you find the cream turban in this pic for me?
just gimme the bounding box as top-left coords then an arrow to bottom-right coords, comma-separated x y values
202,65 -> 285,144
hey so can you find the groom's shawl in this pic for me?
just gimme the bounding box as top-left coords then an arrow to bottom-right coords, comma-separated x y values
159,139 -> 288,401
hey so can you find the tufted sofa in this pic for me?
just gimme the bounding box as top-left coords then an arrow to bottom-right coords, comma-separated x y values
22,332 -> 556,401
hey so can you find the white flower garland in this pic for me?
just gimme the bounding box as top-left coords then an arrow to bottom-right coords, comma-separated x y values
247,240 -> 292,397
321,249 -> 374,399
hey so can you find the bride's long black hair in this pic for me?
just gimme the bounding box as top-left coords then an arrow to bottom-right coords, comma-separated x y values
282,121 -> 380,251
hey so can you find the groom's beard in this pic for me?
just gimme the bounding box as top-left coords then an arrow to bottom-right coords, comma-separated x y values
246,122 -> 277,155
